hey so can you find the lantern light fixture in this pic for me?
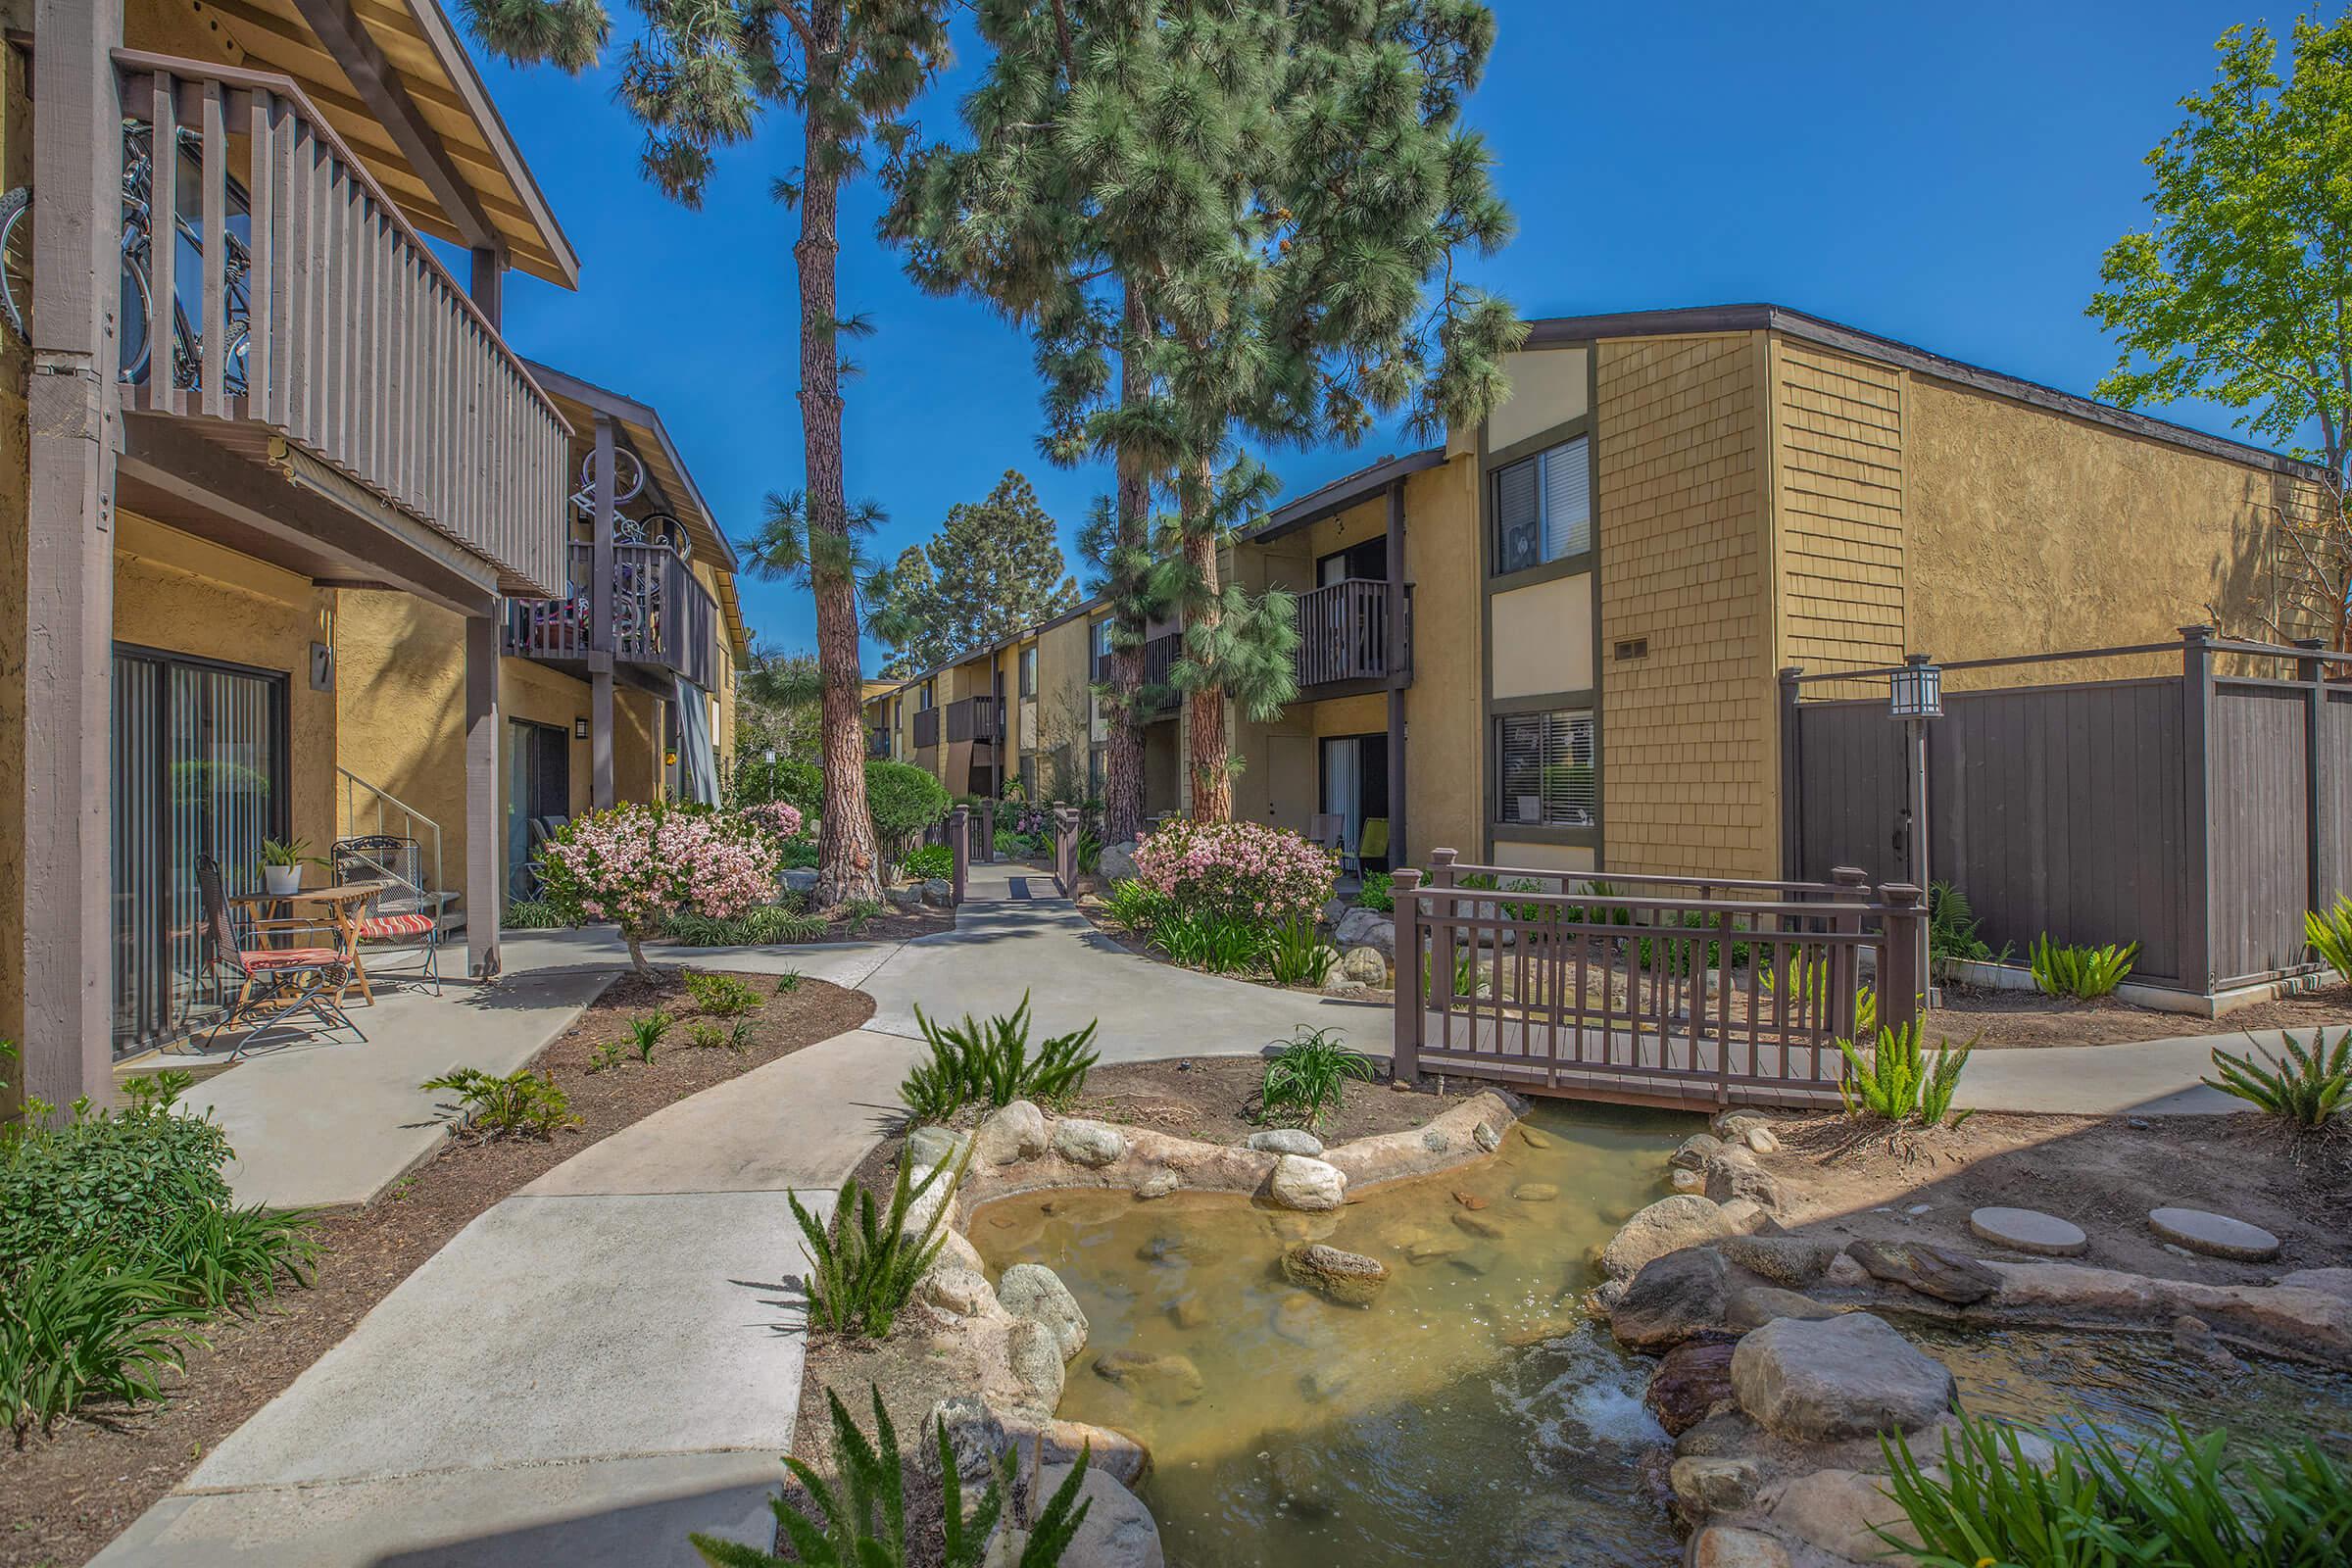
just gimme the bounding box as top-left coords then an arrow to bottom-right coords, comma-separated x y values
1889,654 -> 1942,720
573,717 -> 590,741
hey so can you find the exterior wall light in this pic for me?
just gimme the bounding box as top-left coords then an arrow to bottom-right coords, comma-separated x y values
663,748 -> 680,768
1889,654 -> 1942,719
574,717 -> 590,740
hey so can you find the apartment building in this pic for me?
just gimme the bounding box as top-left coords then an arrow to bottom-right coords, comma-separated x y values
0,0 -> 744,1108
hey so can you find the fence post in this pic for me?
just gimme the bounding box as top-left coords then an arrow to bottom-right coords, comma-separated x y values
1429,848 -> 1459,1030
1054,806 -> 1079,896
1779,664 -> 1806,880
2179,626 -> 2216,996
978,798 -> 996,864
2297,637 -> 2330,916
1830,866 -> 1869,1043
949,806 -> 969,906
1877,882 -> 1924,1040
1392,868 -> 1424,1084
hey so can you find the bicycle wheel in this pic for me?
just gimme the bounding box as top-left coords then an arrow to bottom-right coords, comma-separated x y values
0,186 -> 28,344
120,245 -> 158,386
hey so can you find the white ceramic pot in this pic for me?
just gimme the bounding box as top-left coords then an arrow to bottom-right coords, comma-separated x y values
263,864 -> 303,897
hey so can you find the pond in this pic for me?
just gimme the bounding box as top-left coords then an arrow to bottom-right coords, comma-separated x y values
969,1102 -> 1692,1568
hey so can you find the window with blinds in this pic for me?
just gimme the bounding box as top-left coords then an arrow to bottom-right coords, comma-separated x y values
1019,646 -> 1037,697
1493,435 -> 1592,574
1496,710 -> 1597,827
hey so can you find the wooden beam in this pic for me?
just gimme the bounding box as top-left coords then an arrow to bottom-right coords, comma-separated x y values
288,0 -> 499,254
464,612 -> 503,978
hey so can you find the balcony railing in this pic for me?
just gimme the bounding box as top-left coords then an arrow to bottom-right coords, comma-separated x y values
867,727 -> 892,760
912,707 -> 940,750
504,542 -> 718,690
945,695 -> 998,747
112,52 -> 569,597
1295,578 -> 1409,691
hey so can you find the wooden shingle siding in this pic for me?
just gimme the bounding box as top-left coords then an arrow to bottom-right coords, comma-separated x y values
1775,340 -> 1905,684
1595,332 -> 1775,876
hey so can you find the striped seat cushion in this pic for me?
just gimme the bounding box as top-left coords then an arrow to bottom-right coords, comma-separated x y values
239,948 -> 343,973
357,913 -> 437,941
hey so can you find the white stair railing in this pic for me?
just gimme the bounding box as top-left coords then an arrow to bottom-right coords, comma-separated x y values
335,766 -> 450,926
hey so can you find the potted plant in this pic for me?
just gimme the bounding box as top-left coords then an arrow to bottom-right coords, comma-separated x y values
259,837 -> 319,897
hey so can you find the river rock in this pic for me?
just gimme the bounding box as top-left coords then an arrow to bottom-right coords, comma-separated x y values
2148,1206 -> 2280,1262
1007,1318 -> 1065,1410
2281,1267 -> 2352,1298
2172,1313 -> 2242,1371
1453,1210 -> 1507,1239
1687,1525 -> 1793,1568
1333,906 -> 1396,956
1764,1467 -> 1920,1562
1715,1199 -> 1776,1236
1671,1170 -> 1707,1195
1513,1183 -> 1560,1202
926,1266 -> 994,1317
1246,1128 -> 1325,1157
1269,1153 -> 1348,1211
1645,1339 -> 1738,1437
1612,1247 -> 1731,1350
1969,1205 -> 2088,1256
1094,1349 -> 1205,1405
1167,1294 -> 1208,1330
1702,1146 -> 1784,1209
1098,841 -> 1140,883
1732,1313 -> 1956,1442
999,1263 -> 1089,1360
1846,1237 -> 2000,1303
927,1395 -> 1009,1482
1727,1286 -> 1841,1332
1742,1125 -> 1782,1154
1402,1234 -> 1464,1264
1671,1133 -> 1727,1172
906,1124 -> 968,1171
1025,1419 -> 1151,1488
1474,1119 -> 1502,1152
1517,1125 -> 1555,1150
1282,1243 -> 1391,1306
887,884 -> 922,910
1341,946 -> 1389,985
1718,1234 -> 1841,1288
1671,1454 -> 1762,1516
1030,1464 -> 1165,1568
974,1100 -> 1050,1164
783,867 -> 820,896
1053,1118 -> 1127,1167
922,877 -> 954,906
1266,1447 -> 1335,1517
1135,1169 -> 1180,1200
1602,1195 -> 1735,1281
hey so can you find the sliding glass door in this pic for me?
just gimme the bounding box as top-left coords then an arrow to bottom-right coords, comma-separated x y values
111,648 -> 287,1054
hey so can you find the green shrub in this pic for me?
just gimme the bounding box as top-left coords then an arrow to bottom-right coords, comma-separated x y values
2030,934 -> 2138,1000
1354,871 -> 1395,913
148,1202 -> 317,1313
777,835 -> 821,870
776,969 -> 804,994
735,755 -> 824,819
0,1080 -> 233,1278
1259,1027 -> 1379,1126
1266,920 -> 1335,987
2308,897 -> 2352,983
1152,908 -> 1270,974
684,971 -> 764,1019
1,1250 -> 206,1443
1076,828 -> 1102,876
1880,1407 -> 2352,1568
688,1383 -> 1093,1567
899,843 -> 955,881
1836,1021 -> 1976,1127
1927,880 -> 2005,972
664,906 -> 827,947
793,1145 -> 969,1340
2205,1028 -> 2348,1129
625,1010 -> 675,1063
866,760 -> 951,858
994,828 -> 1041,859
419,1067 -> 580,1140
502,898 -> 566,930
1101,878 -> 1170,933
900,995 -> 1099,1121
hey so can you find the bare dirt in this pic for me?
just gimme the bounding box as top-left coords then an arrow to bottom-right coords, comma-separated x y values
1928,980 -> 2352,1049
0,970 -> 872,1568
1764,1107 -> 2352,1286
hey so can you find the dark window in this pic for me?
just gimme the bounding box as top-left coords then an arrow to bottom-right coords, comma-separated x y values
1316,536 -> 1386,586
1019,646 -> 1037,698
1496,710 -> 1597,827
1494,435 -> 1592,574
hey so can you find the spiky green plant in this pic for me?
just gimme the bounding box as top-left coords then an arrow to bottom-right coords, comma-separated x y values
1927,880 -> 2007,973
1266,920 -> 1335,987
1152,909 -> 1270,975
1836,1022 -> 1978,1127
419,1066 -> 579,1139
1,1250 -> 206,1442
686,1384 -> 1093,1567
2204,1028 -> 2350,1129
2030,934 -> 2138,1000
899,995 -> 1099,1121
1422,947 -> 1481,999
2308,898 -> 2352,983
1102,878 -> 1171,934
624,1009 -> 673,1064
1259,1027 -> 1380,1127
792,1143 -> 969,1340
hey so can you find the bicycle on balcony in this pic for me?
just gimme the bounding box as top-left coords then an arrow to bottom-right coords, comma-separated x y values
0,120 -> 253,397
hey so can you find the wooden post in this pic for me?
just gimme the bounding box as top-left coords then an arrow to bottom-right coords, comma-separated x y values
19,1 -> 123,1109
1877,882 -> 1924,1040
2178,627 -> 2216,996
950,806 -> 969,906
2297,638 -> 2333,914
589,414 -> 616,808
978,798 -> 996,864
1392,866 -> 1424,1083
1429,848 -> 1458,1046
464,612 -> 503,979
467,245 -> 503,329
1829,865 -> 1869,1049
1779,665 -> 1805,880
1385,478 -> 1409,870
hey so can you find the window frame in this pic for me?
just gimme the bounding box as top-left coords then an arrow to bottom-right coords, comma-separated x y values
1490,433 -> 1592,580
1491,704 -> 1599,834
1019,645 -> 1037,698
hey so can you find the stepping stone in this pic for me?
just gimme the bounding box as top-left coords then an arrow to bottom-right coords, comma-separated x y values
1968,1206 -> 2087,1257
2148,1207 -> 2279,1262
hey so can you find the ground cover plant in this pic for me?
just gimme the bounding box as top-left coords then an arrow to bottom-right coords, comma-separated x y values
2204,1028 -> 2348,1130
900,995 -> 1098,1120
1101,878 -> 1171,934
791,1146 -> 969,1340
1354,870 -> 1395,913
1258,1027 -> 1380,1126
2030,934 -> 2138,1000
501,897 -> 566,930
418,1066 -> 581,1140
1836,1021 -> 1976,1128
684,971 -> 764,1018
662,906 -> 830,947
899,842 -> 954,882
1265,919 -> 1334,986
1152,907 -> 1271,975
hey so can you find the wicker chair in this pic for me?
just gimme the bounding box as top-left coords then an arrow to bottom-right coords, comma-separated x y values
331,835 -> 444,993
195,853 -> 365,1054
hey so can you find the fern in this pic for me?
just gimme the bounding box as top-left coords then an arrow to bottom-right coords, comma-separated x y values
2204,1028 -> 2350,1129
900,994 -> 1099,1120
2030,934 -> 2138,1000
1836,1022 -> 1977,1127
793,1143 -> 969,1340
2308,898 -> 2352,984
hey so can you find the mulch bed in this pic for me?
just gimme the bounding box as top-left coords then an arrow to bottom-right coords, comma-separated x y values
0,969 -> 872,1568
1928,980 -> 2352,1049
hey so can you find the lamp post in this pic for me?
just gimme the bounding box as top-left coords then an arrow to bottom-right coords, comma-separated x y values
1889,654 -> 1942,1002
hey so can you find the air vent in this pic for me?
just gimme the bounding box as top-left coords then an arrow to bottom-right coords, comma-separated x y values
1613,637 -> 1649,662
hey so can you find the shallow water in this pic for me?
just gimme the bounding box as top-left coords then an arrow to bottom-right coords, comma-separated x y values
969,1102 -> 1692,1568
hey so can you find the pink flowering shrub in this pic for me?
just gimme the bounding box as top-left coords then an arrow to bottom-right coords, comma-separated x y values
1130,818 -> 1336,928
740,800 -> 805,840
537,801 -> 780,974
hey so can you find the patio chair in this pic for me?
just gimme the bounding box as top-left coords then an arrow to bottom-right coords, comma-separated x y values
194,852 -> 366,1055
1309,812 -> 1354,875
1359,817 -> 1391,873
332,835 -> 444,994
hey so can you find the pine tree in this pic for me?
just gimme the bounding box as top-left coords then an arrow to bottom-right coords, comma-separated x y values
866,470 -> 1080,677
461,0 -> 950,905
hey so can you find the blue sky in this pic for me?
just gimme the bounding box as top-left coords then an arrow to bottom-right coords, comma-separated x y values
474,1 -> 2278,662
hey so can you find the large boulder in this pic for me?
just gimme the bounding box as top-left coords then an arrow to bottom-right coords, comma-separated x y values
1718,1234 -> 1841,1288
1686,1526 -> 1793,1568
1281,1243 -> 1391,1306
1340,946 -> 1390,986
1731,1312 -> 1956,1442
1052,1118 -> 1127,1167
1644,1339 -> 1737,1437
1028,1463 -> 1164,1568
1846,1238 -> 1999,1304
1602,1195 -> 1736,1281
1701,1145 -> 1785,1210
1006,1318 -> 1065,1412
1611,1247 -> 1730,1350
974,1100 -> 1050,1165
1268,1154 -> 1348,1211
999,1263 -> 1088,1360
1093,1349 -> 1205,1406
1763,1467 -> 1922,1563
1097,840 -> 1141,884
783,867 -> 820,896
1333,906 -> 1396,956
1246,1128 -> 1325,1157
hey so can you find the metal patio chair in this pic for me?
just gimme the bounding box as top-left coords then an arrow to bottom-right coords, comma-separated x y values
332,835 -> 445,994
195,853 -> 366,1055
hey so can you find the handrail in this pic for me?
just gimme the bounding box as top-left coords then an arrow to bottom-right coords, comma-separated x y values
336,765 -> 445,917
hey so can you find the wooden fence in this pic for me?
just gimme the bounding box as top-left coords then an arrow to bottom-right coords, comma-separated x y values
1053,807 -> 1082,897
1784,630 -> 2351,996
1392,852 -> 1924,1109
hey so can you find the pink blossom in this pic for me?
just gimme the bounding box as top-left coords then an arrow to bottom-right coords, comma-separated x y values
1129,818 -> 1335,927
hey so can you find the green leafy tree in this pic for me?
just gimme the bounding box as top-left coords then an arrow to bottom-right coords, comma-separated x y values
866,470 -> 1081,678
2089,9 -> 2352,651
463,0 -> 951,906
734,646 -> 826,772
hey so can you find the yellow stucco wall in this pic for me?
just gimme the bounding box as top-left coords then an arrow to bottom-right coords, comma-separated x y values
1029,616 -> 1093,797
1490,571 -> 1595,700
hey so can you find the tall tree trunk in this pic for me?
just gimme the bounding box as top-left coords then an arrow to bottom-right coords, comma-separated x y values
1102,286 -> 1150,841
1182,457 -> 1231,821
799,1 -> 883,906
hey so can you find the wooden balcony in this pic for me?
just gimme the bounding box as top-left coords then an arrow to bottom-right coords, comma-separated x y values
945,696 -> 999,749
111,52 -> 568,598
1294,578 -> 1409,694
911,707 -> 940,751
504,542 -> 719,691
1091,631 -> 1183,712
